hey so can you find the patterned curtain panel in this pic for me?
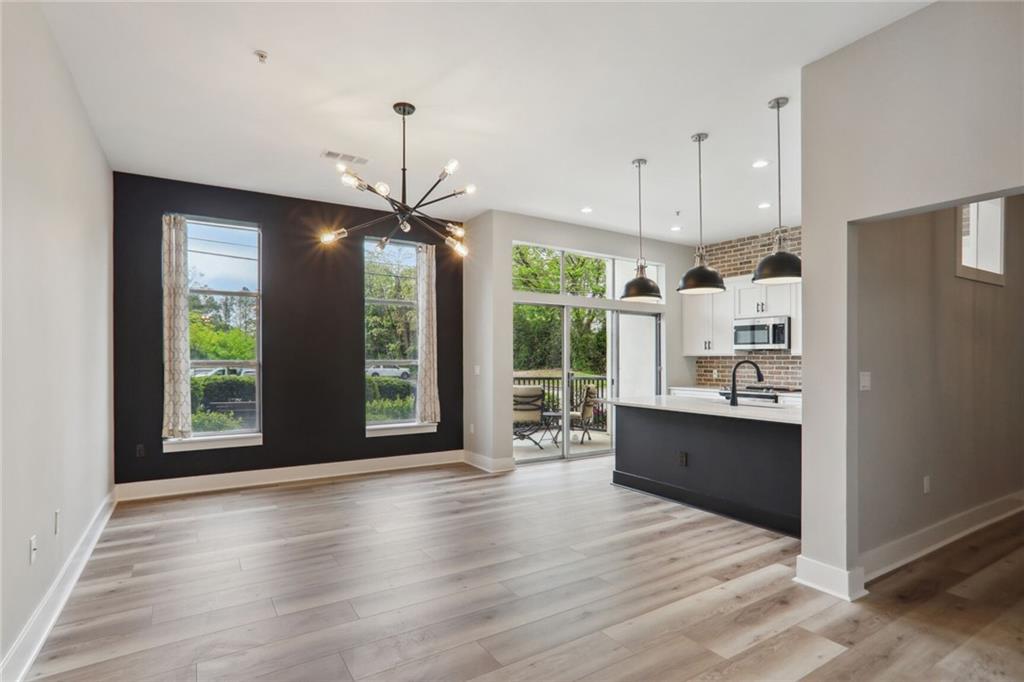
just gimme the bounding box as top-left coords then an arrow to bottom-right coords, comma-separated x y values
416,244 -> 441,424
162,214 -> 192,439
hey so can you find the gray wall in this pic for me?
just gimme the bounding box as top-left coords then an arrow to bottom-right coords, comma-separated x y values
856,200 -> 1024,558
800,0 -> 1024,595
2,2 -> 113,660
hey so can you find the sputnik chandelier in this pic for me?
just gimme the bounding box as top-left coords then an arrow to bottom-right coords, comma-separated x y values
320,102 -> 473,256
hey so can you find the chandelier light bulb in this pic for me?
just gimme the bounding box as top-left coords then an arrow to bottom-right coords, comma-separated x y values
446,223 -> 466,238
341,172 -> 360,188
335,161 -> 347,173
320,231 -> 338,244
376,236 -> 390,251
373,181 -> 391,197
443,159 -> 460,176
445,236 -> 468,257
463,184 -> 477,195
399,220 -> 412,233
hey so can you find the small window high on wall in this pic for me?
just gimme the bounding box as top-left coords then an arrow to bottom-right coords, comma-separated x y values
364,238 -> 419,425
957,198 -> 1005,286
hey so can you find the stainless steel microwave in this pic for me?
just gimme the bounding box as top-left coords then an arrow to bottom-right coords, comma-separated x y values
733,316 -> 790,351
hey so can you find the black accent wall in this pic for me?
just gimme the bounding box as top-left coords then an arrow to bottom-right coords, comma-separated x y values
113,173 -> 463,483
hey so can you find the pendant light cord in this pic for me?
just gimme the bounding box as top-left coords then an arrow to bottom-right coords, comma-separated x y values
776,101 -> 782,237
697,137 -> 704,256
636,161 -> 644,263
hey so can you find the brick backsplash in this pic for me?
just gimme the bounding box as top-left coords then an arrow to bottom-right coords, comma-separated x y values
692,226 -> 802,390
701,225 -> 802,279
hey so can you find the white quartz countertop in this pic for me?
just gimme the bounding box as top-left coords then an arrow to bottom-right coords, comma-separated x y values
608,394 -> 802,425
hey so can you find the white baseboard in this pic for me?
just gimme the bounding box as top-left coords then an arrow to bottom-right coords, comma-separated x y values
115,449 -> 467,501
794,554 -> 868,601
861,488 -> 1024,581
464,450 -> 515,473
0,493 -> 115,682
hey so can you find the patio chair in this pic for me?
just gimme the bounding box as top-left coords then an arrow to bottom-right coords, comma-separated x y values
569,384 -> 597,443
513,385 -> 546,449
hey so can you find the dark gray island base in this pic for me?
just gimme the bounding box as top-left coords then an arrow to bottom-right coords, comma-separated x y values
613,403 -> 801,536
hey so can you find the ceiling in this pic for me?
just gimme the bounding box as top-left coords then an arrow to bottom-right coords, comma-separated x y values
43,2 -> 923,244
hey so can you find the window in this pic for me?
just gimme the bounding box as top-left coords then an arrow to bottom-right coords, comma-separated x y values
512,245 -> 561,294
957,199 -> 1005,285
186,219 -> 261,435
365,238 -> 418,425
512,244 -> 659,302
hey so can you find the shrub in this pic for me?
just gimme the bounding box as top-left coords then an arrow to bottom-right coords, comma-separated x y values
191,375 -> 256,412
191,409 -> 242,433
365,376 -> 413,402
366,396 -> 415,422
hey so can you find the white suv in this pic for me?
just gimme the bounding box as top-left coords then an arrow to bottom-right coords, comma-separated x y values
366,365 -> 412,380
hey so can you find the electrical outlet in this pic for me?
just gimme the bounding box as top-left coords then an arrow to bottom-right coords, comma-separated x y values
54,509 -> 61,536
859,371 -> 872,391
136,443 -> 145,458
29,535 -> 38,565
679,452 -> 689,467
469,423 -> 475,435
923,475 -> 931,494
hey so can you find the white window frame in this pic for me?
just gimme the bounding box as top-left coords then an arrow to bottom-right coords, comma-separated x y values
956,200 -> 1005,286
511,241 -> 667,309
364,237 -> 426,436
163,216 -> 263,452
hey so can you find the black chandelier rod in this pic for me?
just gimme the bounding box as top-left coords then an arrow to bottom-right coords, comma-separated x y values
415,190 -> 464,210
412,176 -> 446,211
410,209 -> 453,234
340,211 -> 399,235
410,215 -> 449,242
401,113 -> 408,205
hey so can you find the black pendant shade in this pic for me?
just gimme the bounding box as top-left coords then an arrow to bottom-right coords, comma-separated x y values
752,96 -> 802,284
623,264 -> 663,302
752,249 -> 801,284
679,262 -> 726,294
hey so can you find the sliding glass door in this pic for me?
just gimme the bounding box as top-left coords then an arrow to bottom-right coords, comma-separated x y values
513,302 -> 659,463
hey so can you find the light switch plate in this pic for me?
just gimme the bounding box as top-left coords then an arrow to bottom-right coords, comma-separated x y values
859,371 -> 872,391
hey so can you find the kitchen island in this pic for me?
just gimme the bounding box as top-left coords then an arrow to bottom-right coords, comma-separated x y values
610,392 -> 801,536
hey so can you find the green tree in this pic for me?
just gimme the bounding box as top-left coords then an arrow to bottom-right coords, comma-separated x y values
512,247 -> 608,376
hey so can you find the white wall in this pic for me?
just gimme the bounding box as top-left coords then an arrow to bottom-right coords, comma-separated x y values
800,1 -> 1024,598
856,202 -> 1024,571
463,209 -> 694,470
1,1 -> 113,667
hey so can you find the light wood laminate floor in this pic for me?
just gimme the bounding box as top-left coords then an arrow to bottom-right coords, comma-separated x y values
29,457 -> 1024,681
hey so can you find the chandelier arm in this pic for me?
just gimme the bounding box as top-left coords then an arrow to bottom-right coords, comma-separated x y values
408,209 -> 456,233
409,215 -> 449,241
412,176 -> 446,211
416,191 -> 464,210
344,212 -> 399,235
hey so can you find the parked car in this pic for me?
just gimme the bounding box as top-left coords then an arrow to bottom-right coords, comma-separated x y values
366,364 -> 412,380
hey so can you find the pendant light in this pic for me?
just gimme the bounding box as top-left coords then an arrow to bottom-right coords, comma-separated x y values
753,96 -> 802,284
621,158 -> 663,302
677,133 -> 726,294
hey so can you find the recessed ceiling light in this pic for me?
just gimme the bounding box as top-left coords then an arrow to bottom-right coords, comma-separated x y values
758,202 -> 772,209
752,159 -> 769,169
580,206 -> 593,214
670,225 -> 682,232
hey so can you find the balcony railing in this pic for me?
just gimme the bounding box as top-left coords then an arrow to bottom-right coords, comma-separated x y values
512,374 -> 608,431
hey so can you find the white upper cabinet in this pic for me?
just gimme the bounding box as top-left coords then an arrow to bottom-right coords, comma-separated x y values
682,273 -> 802,357
682,292 -> 712,356
709,288 -> 734,355
733,276 -> 792,318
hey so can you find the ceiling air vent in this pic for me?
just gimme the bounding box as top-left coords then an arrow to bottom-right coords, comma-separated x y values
321,150 -> 368,165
